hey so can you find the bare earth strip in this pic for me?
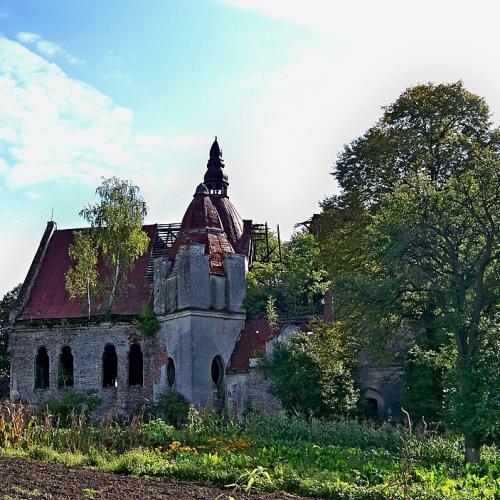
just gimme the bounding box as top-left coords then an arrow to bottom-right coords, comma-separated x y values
0,458 -> 308,500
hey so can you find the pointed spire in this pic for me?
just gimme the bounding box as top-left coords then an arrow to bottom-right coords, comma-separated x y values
204,137 -> 229,196
209,136 -> 222,161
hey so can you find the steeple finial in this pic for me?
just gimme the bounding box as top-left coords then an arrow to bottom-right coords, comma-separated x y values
209,136 -> 222,161
205,137 -> 229,196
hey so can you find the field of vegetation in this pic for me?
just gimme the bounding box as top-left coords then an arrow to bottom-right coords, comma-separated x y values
0,399 -> 498,499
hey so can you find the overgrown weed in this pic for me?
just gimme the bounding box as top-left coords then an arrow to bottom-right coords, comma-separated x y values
0,401 -> 498,498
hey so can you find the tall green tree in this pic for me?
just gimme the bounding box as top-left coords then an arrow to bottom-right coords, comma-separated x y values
245,231 -> 329,317
79,177 -> 149,316
65,230 -> 99,320
320,82 -> 500,463
0,285 -> 21,384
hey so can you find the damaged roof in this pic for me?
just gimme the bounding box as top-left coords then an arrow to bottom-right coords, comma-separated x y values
16,224 -> 157,321
168,183 -> 251,275
227,314 -> 277,373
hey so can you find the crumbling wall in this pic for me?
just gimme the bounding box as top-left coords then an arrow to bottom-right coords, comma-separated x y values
9,322 -> 165,415
225,366 -> 282,420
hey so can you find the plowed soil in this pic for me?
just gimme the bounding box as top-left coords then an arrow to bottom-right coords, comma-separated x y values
0,457 -> 307,499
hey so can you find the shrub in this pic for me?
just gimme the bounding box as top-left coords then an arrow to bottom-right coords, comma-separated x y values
266,321 -> 358,419
154,390 -> 189,428
137,307 -> 160,337
186,406 -> 240,441
45,389 -> 100,426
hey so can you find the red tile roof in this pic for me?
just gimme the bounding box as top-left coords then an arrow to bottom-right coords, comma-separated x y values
227,314 -> 277,373
19,225 -> 156,321
211,197 -> 253,256
228,316 -> 313,373
168,187 -> 251,276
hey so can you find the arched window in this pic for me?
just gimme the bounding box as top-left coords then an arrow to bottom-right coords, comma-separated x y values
102,344 -> 118,388
166,357 -> 175,388
363,388 -> 384,420
35,347 -> 49,389
211,355 -> 224,387
128,343 -> 143,387
365,397 -> 378,419
58,346 -> 74,388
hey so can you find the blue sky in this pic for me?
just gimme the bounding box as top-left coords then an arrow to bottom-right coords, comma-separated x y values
1,0 -> 500,295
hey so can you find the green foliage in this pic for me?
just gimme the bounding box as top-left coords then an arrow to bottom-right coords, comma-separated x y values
266,320 -> 358,418
334,81 -> 494,206
79,177 -> 149,315
245,231 -> 329,317
265,295 -> 278,328
137,308 -> 160,337
57,363 -> 73,389
65,230 -> 99,319
0,284 -> 20,382
227,465 -> 272,493
402,346 -> 447,423
319,81 -> 500,462
45,390 -> 100,426
154,390 -> 189,428
244,261 -> 278,316
0,405 -> 498,499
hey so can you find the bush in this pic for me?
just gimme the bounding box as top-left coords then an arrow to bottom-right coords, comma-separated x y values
185,406 -> 240,441
139,419 -> 177,447
45,389 -> 100,426
154,390 -> 189,428
244,412 -> 404,451
266,321 -> 358,419
137,307 -> 160,337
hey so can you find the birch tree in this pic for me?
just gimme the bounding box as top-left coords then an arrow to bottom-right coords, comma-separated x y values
65,230 -> 99,320
79,177 -> 149,316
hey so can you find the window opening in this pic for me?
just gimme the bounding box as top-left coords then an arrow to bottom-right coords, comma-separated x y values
365,397 -> 379,419
128,343 -> 143,387
211,355 -> 224,386
58,346 -> 74,388
102,344 -> 118,388
35,346 -> 49,389
166,357 -> 175,387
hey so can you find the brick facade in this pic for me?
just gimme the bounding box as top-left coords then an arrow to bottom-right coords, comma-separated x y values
10,322 -> 164,413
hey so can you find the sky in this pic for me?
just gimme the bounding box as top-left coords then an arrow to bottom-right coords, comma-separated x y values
1,0 -> 500,295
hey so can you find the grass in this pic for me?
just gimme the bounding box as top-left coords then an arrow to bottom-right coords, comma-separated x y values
0,401 -> 498,498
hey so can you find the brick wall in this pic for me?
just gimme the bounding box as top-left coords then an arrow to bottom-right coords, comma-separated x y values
9,322 -> 165,414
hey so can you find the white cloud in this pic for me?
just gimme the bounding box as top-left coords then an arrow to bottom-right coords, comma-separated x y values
0,231 -> 36,295
219,0 -> 500,47
16,31 -> 83,65
0,38 -> 207,197
0,158 -> 7,175
0,35 -> 213,295
16,32 -> 40,43
0,36 -> 206,193
215,0 -> 500,238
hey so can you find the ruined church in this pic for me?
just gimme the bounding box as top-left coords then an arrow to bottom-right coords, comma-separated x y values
8,139 -> 402,419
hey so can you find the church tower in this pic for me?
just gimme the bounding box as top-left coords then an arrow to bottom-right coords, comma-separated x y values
153,138 -> 252,406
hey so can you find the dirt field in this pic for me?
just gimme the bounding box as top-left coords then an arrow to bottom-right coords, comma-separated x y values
0,457 -> 307,499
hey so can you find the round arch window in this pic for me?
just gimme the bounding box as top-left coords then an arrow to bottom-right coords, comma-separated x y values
211,356 -> 224,386
167,357 -> 176,388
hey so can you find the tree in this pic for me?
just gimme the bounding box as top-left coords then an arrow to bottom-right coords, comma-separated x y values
65,230 -> 99,320
78,177 -> 149,316
320,82 -> 500,463
267,320 -> 358,418
0,285 -> 21,388
245,231 -> 329,318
